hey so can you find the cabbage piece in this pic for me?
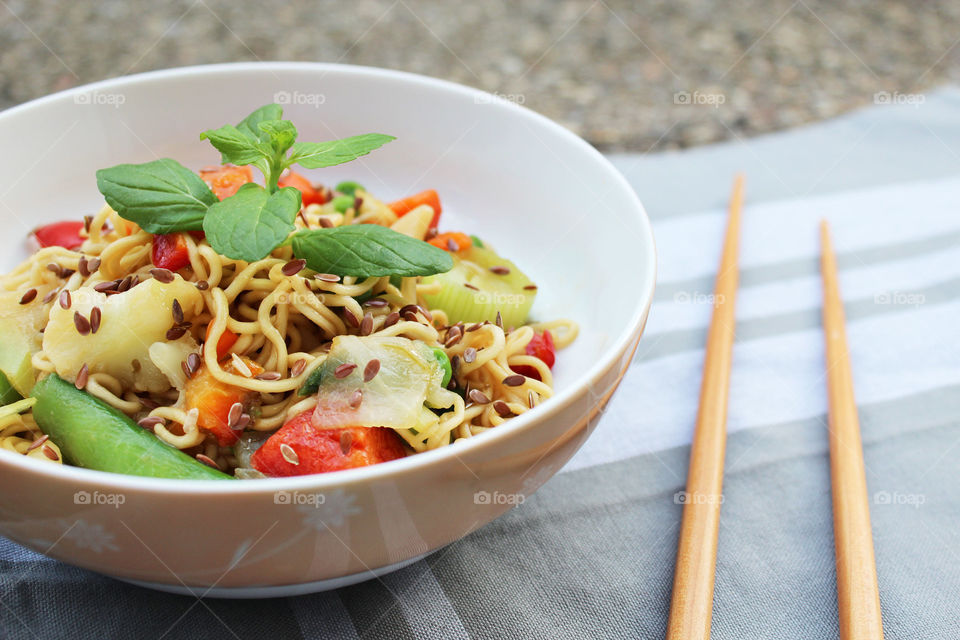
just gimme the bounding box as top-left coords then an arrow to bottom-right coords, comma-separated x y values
311,335 -> 453,431
42,276 -> 202,392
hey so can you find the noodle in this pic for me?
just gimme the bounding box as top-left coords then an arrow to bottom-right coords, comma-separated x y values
0,184 -> 578,476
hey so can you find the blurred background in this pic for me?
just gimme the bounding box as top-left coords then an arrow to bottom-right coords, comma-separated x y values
1,0 -> 956,151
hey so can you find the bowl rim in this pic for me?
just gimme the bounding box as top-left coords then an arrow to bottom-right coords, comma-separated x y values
0,61 -> 657,494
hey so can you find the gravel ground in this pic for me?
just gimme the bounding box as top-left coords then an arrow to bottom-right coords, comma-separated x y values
1,0 -> 958,151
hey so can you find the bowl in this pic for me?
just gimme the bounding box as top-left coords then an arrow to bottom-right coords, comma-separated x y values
0,62 -> 656,597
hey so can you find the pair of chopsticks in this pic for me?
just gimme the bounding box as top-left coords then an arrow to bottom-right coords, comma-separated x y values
665,177 -> 884,639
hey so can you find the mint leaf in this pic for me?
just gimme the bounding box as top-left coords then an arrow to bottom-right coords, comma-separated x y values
203,183 -> 302,261
258,120 -> 298,156
288,134 -> 395,169
237,104 -> 283,140
96,159 -> 217,233
290,225 -> 453,277
200,124 -> 271,166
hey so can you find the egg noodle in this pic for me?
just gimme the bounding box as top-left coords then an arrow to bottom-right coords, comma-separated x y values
0,191 -> 577,474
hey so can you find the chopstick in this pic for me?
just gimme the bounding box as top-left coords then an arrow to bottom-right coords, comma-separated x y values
819,221 -> 885,640
666,174 -> 744,640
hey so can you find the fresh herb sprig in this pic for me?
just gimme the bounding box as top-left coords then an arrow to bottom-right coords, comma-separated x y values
95,104 -> 452,278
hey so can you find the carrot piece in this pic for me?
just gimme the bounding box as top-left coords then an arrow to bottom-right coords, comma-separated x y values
388,189 -> 442,228
199,165 -> 254,200
428,231 -> 472,253
183,356 -> 264,446
205,323 -> 239,360
251,410 -> 407,477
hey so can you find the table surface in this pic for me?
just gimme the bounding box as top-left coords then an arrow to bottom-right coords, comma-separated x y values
1,0 -> 959,151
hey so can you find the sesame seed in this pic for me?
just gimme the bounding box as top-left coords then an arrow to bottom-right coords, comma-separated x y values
227,402 -> 243,428
94,280 -> 119,293
89,306 -> 101,333
290,359 -> 307,377
186,353 -> 201,374
493,401 -> 513,417
166,326 -> 187,340
523,284 -> 538,290
342,309 -> 359,328
468,389 -> 490,404
137,416 -> 164,430
26,434 -> 49,451
444,326 -> 462,348
463,347 -> 477,364
78,257 -> 89,277
150,267 -> 174,283
196,454 -> 221,470
46,263 -> 62,277
349,388 -> 363,408
335,363 -> 357,379
383,311 -> 400,328
489,266 -> 511,275
42,446 -> 59,461
255,371 -> 282,381
87,258 -> 101,273
354,196 -> 363,211
75,363 -> 89,389
463,283 -> 479,291
282,259 -> 307,276
465,323 -> 482,332
117,275 -> 133,292
363,298 -> 388,308
59,289 -> 71,309
19,289 -> 37,305
528,390 -> 537,409
495,311 -> 503,329
171,299 -> 184,324
196,280 -> 209,290
43,289 -> 59,303
74,312 -> 91,335
360,313 -> 373,336
316,273 -> 340,283
340,430 -> 353,454
280,443 -> 299,465
181,361 -> 192,379
503,374 -> 525,387
364,359 -> 381,382
235,414 -> 252,430
83,215 -> 93,232
138,396 -> 159,410
318,217 -> 334,228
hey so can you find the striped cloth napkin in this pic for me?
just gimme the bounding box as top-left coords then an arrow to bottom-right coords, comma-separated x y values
3,89 -> 960,639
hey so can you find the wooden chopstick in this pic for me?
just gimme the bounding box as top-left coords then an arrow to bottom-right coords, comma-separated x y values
819,220 -> 885,640
666,174 -> 744,640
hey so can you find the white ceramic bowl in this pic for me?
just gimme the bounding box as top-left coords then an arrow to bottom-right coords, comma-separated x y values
0,62 -> 655,597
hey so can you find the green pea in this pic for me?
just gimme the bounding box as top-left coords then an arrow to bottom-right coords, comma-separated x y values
335,181 -> 365,196
332,195 -> 356,214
